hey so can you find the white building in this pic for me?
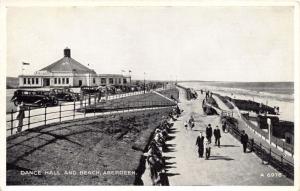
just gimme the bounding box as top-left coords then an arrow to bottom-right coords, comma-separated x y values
18,48 -> 131,88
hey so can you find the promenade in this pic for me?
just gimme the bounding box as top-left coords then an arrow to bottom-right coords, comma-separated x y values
142,88 -> 293,185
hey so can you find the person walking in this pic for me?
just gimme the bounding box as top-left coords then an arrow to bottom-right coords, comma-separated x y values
16,102 -> 25,133
206,124 -> 212,143
213,126 -> 221,147
189,115 -> 195,129
222,122 -> 226,132
184,121 -> 188,130
204,137 -> 211,160
195,132 -> 205,158
241,130 -> 249,153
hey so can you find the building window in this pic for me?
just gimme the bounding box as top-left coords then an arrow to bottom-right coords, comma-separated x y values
119,78 -> 121,84
32,78 -> 35,84
123,78 -> 127,84
109,78 -> 113,84
28,78 -> 30,84
23,78 -> 26,84
36,78 -> 39,84
101,78 -> 106,84
58,78 -> 61,84
93,78 -> 95,84
54,78 -> 57,84
66,78 -> 69,84
62,78 -> 65,84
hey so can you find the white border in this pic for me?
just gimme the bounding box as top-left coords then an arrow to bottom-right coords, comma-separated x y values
0,1 -> 299,191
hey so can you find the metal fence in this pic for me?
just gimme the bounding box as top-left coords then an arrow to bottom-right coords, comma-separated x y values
213,92 -> 294,156
223,116 -> 294,179
6,89 -> 177,137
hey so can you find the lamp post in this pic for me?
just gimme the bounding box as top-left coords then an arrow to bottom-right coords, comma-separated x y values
144,72 -> 146,94
129,70 -> 132,85
88,63 -> 91,105
267,118 -> 271,144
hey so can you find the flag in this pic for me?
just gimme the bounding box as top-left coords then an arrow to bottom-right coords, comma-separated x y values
22,62 -> 30,65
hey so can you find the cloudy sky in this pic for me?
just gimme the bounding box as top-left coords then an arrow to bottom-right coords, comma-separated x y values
7,6 -> 294,81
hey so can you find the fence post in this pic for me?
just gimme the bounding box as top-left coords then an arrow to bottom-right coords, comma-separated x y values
260,143 -> 263,164
10,110 -> 13,135
28,106 -> 31,129
84,100 -> 86,117
73,101 -> 76,119
280,155 -> 283,171
269,148 -> 271,164
94,104 -> 96,117
59,104 -> 62,123
44,106 -> 47,126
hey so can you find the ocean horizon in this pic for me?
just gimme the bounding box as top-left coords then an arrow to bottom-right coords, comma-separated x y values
178,81 -> 294,95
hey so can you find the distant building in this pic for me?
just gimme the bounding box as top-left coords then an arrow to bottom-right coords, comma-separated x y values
18,48 -> 131,88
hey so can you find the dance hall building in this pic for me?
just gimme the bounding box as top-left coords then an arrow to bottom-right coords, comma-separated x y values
18,48 -> 131,88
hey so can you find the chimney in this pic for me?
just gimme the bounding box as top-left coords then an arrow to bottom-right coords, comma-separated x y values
64,47 -> 71,57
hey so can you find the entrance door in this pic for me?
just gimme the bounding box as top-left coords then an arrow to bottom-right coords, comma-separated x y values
79,80 -> 82,87
43,78 -> 50,87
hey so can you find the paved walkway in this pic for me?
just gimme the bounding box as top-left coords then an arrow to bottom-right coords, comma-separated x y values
144,88 -> 293,185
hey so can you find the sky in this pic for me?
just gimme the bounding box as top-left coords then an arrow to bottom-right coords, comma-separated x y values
6,6 -> 294,82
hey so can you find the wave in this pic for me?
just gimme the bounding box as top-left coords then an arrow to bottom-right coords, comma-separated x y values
179,82 -> 294,103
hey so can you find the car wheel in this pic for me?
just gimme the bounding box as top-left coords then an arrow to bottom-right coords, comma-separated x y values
39,102 -> 45,107
53,99 -> 58,106
14,100 -> 20,106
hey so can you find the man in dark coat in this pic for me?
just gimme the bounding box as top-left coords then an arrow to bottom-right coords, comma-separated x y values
222,122 -> 226,132
241,130 -> 249,153
196,132 -> 205,158
213,126 -> 221,147
206,124 -> 213,143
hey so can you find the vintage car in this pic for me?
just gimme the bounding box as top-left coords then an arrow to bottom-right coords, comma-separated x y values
11,90 -> 58,107
80,86 -> 100,95
51,88 -> 80,101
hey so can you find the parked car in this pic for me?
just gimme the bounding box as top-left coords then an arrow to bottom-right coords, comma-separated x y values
80,86 -> 99,95
11,90 -> 58,107
51,88 -> 80,101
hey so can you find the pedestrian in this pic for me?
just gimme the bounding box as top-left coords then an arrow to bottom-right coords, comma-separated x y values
241,130 -> 249,153
222,122 -> 226,132
96,88 -> 102,103
204,137 -> 211,160
195,132 -> 205,158
184,121 -> 188,130
206,124 -> 212,143
189,115 -> 195,129
213,126 -> 221,147
176,105 -> 181,116
16,102 -> 25,133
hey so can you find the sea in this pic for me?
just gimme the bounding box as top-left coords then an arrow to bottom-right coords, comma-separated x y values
178,81 -> 294,122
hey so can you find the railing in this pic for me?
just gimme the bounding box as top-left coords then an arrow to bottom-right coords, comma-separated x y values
239,113 -> 294,156
224,117 -> 294,179
6,89 -> 177,137
175,84 -> 197,100
214,92 -> 294,156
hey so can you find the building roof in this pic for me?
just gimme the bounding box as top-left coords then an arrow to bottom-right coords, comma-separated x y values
39,48 -> 96,74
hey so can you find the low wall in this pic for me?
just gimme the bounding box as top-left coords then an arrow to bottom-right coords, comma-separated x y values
7,107 -> 174,185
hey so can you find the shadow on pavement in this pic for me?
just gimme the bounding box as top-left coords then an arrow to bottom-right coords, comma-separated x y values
165,172 -> 180,177
208,155 -> 234,161
219,144 -> 240,148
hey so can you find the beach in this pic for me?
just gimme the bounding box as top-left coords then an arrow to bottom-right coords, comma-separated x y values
179,82 -> 294,122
